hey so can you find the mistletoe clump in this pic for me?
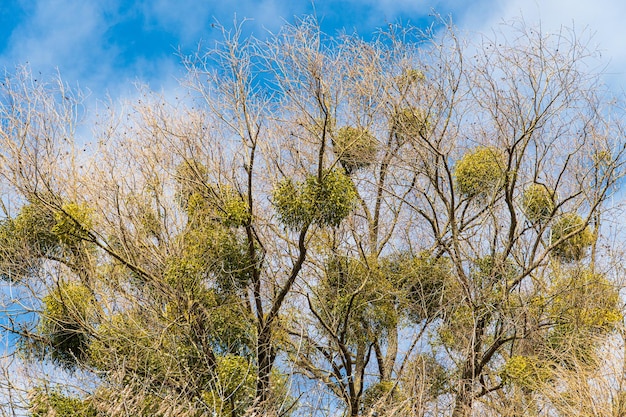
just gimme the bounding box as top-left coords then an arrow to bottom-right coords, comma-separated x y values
543,268 -> 621,368
38,282 -> 95,367
383,251 -> 452,322
522,183 -> 555,223
333,126 -> 378,174
455,146 -> 506,198
273,169 -> 356,230
175,161 -> 250,228
0,201 -> 58,281
551,213 -> 594,262
52,202 -> 94,245
395,68 -> 425,90
501,355 -> 552,390
215,186 -> 250,228
391,106 -> 430,142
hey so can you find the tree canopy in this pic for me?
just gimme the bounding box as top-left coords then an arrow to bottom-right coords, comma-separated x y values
0,17 -> 625,417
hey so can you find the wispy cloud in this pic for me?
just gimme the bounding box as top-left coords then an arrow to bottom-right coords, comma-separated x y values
0,0 -> 311,98
455,0 -> 626,90
2,1 -> 115,86
1,0 -> 624,101
142,0 -> 296,41
1,0 -> 189,98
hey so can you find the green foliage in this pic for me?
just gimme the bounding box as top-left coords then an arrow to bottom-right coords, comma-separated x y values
273,169 -> 357,230
30,388 -> 97,417
551,213 -> 594,262
89,309 -> 205,388
170,167 -> 256,295
435,256 -> 516,351
0,218 -> 41,281
186,188 -> 250,228
203,355 -> 290,417
89,302 -> 259,415
169,288 -> 254,355
38,282 -> 95,367
202,354 -> 256,417
317,255 -> 397,343
175,160 -> 250,227
0,201 -> 58,281
436,304 -> 475,351
217,186 -> 251,227
549,268 -> 621,338
52,202 -> 94,245
363,355 -> 448,414
522,183 -> 555,223
13,201 -> 58,250
395,68 -> 425,90
0,200 -> 96,282
0,219 -> 24,280
391,106 -> 430,141
454,146 -> 506,198
175,159 -> 209,208
186,191 -> 208,220
272,179 -> 307,229
362,380 -> 405,413
471,255 -> 518,304
473,255 -> 518,282
382,251 -> 452,321
501,355 -> 552,390
90,288 -> 254,377
333,126 -> 378,173
166,220 -> 254,295
508,268 -> 622,377
204,293 -> 255,354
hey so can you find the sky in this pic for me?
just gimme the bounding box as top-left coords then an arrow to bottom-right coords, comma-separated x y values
0,0 -> 625,105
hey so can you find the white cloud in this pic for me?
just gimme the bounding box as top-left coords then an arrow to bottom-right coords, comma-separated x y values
0,0 -> 192,108
137,0 -> 301,44
3,0 -> 624,103
2,1 -> 116,85
139,0 -> 214,44
454,0 -> 626,90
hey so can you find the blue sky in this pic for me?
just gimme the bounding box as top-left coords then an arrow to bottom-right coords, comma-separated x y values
1,0 -> 626,100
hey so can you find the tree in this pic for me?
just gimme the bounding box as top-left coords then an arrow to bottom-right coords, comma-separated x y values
395,21 -> 626,417
0,17 -> 624,417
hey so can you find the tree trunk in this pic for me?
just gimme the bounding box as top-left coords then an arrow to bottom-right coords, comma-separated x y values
383,326 -> 398,381
256,329 -> 274,406
452,314 -> 488,417
452,377 -> 473,417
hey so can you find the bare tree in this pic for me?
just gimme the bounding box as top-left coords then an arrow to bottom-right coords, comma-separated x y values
0,17 -> 624,417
